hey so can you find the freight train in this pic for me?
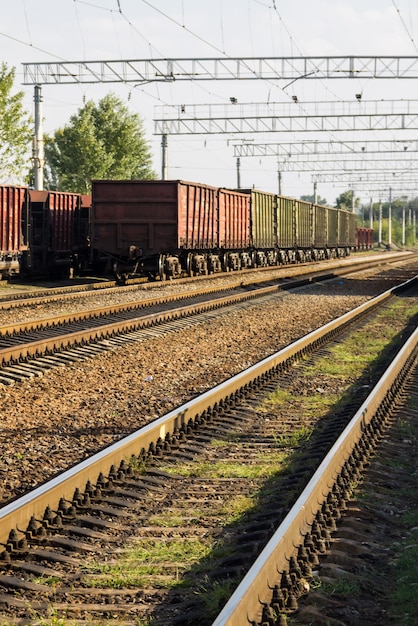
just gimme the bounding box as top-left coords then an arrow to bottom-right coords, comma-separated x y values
0,180 -> 373,282
0,185 -> 91,280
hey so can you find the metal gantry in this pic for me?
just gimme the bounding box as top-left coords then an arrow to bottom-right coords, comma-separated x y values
278,158 -> 418,172
154,99 -> 418,134
232,140 -> 418,158
22,56 -> 418,84
22,56 -> 418,190
312,172 -> 418,183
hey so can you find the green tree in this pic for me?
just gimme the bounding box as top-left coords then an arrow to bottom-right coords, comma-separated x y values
335,189 -> 360,211
45,93 -> 156,193
360,196 -> 418,248
300,194 -> 328,206
0,63 -> 32,183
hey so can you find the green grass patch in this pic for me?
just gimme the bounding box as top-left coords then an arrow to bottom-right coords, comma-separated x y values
210,434 -> 242,447
163,450 -> 287,480
303,299 -> 417,381
147,512 -> 187,527
84,537 -> 213,589
261,389 -> 338,423
24,605 -> 134,626
194,576 -> 241,618
150,495 -> 257,528
389,511 -> 418,624
273,425 -> 314,448
312,575 -> 361,597
217,494 -> 257,523
259,387 -> 293,410
30,575 -> 61,587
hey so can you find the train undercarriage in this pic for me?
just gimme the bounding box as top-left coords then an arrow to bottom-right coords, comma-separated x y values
104,245 -> 352,283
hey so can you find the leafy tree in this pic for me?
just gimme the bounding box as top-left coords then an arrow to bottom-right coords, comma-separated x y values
335,189 -> 360,211
0,63 -> 32,183
300,194 -> 328,206
45,93 -> 156,193
360,196 -> 418,248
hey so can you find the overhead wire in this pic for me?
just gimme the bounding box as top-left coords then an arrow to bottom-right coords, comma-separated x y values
265,1 -> 412,196
255,1 -> 355,181
374,1 -> 418,156
391,0 -> 418,53
22,0 -> 32,47
73,0 -> 87,61
0,30 -> 66,61
9,0 -> 412,195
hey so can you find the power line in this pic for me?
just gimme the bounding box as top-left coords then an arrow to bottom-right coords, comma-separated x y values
391,0 -> 418,54
0,31 -> 67,61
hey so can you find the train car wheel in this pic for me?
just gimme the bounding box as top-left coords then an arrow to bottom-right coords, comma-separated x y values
158,254 -> 166,281
186,253 -> 194,277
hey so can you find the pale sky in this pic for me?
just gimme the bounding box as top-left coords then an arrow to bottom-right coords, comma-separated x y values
2,0 -> 418,203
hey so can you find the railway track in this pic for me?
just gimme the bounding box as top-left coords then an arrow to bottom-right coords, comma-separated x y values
0,251 -> 412,310
0,275 -> 416,625
0,256 -> 415,386
288,367 -> 418,625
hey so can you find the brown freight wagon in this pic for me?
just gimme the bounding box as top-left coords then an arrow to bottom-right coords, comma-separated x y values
355,226 -> 374,250
218,188 -> 251,270
0,185 -> 28,278
22,190 -> 81,277
91,180 -> 222,279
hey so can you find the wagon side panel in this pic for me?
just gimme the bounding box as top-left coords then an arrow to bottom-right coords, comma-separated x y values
0,185 -> 27,254
218,189 -> 250,249
277,195 -> 295,249
314,204 -> 327,248
178,181 -> 219,250
92,180 -> 180,257
250,190 -> 276,249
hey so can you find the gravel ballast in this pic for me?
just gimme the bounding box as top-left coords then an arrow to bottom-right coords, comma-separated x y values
0,264 -> 416,507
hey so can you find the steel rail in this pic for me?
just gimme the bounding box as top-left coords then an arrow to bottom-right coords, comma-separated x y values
0,283 -> 242,334
0,283 -> 302,365
212,323 -> 418,625
0,254 -> 411,351
0,277 -> 415,549
0,252 -> 411,310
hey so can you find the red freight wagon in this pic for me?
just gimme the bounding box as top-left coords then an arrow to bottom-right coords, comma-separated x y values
218,188 -> 251,270
91,180 -> 222,279
356,227 -> 374,250
23,190 -> 80,277
0,185 -> 28,278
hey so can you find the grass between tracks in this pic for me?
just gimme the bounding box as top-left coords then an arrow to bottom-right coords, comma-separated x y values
288,319 -> 418,626
296,409 -> 418,626
387,395 -> 418,626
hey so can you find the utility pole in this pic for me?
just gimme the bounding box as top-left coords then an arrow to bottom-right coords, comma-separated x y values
161,134 -> 168,180
33,85 -> 44,191
378,200 -> 383,247
388,187 -> 392,247
313,181 -> 318,204
402,203 -> 406,246
369,197 -> 373,229
236,157 -> 241,189
278,169 -> 282,195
